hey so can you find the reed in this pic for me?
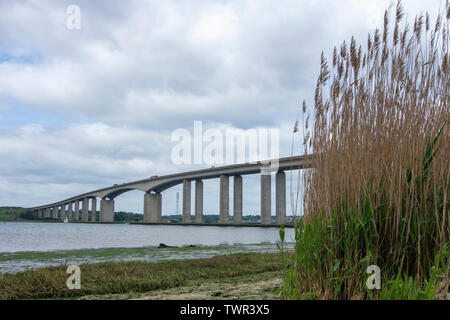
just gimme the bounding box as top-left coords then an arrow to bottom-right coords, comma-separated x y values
283,1 -> 449,299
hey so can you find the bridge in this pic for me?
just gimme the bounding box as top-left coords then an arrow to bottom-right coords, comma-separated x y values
28,155 -> 313,225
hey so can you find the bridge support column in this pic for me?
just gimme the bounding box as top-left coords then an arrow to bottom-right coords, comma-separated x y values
100,199 -> 114,222
91,198 -> 97,222
44,208 -> 50,218
52,206 -> 58,219
220,175 -> 229,224
81,198 -> 89,221
233,175 -> 243,224
276,171 -> 286,225
261,173 -> 272,225
68,202 -> 73,220
182,180 -> 191,223
143,192 -> 162,223
74,201 -> 80,220
60,205 -> 65,220
37,209 -> 42,218
195,181 -> 203,223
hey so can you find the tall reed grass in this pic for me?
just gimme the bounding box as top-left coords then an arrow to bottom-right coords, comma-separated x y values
283,1 -> 449,299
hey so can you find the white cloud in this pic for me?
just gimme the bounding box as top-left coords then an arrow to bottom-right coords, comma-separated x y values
188,5 -> 239,44
0,0 -> 442,214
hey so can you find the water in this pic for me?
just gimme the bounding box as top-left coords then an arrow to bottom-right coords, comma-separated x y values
0,222 -> 294,273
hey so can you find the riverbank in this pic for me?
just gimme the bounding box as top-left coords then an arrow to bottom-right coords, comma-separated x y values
0,253 -> 287,300
0,243 -> 289,274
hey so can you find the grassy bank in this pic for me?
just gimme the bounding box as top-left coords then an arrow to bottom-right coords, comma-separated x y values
0,253 -> 286,300
80,270 -> 284,300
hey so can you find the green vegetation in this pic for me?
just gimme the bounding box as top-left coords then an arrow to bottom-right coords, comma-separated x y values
161,214 -> 263,224
82,212 -> 265,223
0,207 -> 36,222
0,253 -> 286,300
114,211 -> 142,222
282,1 -> 449,300
13,208 -> 266,224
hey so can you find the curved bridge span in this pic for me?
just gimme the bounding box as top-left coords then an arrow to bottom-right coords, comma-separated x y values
28,155 -> 313,225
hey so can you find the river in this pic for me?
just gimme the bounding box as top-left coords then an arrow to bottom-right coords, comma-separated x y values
0,222 -> 294,273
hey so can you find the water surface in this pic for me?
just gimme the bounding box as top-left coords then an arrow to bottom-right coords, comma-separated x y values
0,222 -> 294,273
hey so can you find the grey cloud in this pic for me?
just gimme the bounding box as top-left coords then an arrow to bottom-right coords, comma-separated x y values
0,0 -> 387,129
0,0 -> 441,213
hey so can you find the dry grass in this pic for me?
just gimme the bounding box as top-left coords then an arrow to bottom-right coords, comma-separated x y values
284,1 -> 449,299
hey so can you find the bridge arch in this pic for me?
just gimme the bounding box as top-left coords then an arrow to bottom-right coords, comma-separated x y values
28,155 -> 314,225
97,181 -> 187,223
102,187 -> 142,200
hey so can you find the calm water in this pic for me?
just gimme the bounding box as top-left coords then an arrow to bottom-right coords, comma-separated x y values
0,222 -> 294,273
0,222 -> 294,252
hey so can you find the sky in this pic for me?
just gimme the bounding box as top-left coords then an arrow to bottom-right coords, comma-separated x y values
0,0 -> 443,215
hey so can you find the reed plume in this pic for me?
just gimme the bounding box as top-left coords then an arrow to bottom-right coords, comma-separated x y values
284,1 -> 449,299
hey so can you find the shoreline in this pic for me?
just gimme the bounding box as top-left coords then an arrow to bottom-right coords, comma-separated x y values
0,242 -> 292,275
1,220 -> 295,228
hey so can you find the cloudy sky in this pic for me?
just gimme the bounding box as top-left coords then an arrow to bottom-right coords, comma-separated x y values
0,0 -> 442,215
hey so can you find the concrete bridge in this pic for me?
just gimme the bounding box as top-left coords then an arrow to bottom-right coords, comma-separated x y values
28,155 -> 313,225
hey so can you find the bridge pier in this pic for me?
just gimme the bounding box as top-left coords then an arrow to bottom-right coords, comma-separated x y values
100,199 -> 114,222
91,198 -> 97,221
37,209 -> 42,218
276,171 -> 286,225
143,192 -> 162,223
52,206 -> 58,219
261,173 -> 272,225
195,180 -> 203,223
182,180 -> 191,223
60,205 -> 65,220
233,175 -> 243,224
68,202 -> 73,220
44,207 -> 50,218
82,198 -> 89,222
75,200 -> 81,220
220,175 -> 229,224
